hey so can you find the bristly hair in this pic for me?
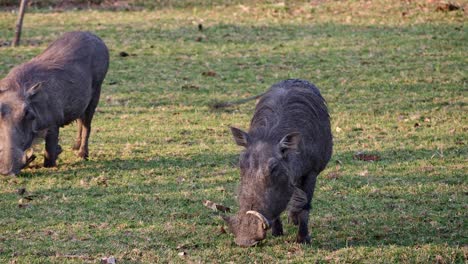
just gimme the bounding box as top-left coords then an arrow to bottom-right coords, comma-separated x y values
249,79 -> 330,143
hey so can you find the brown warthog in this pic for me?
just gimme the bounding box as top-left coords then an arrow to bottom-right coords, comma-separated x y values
0,31 -> 109,175
224,79 -> 333,247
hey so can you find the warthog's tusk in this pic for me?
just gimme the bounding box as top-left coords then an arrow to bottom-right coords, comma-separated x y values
21,154 -> 36,169
246,210 -> 270,230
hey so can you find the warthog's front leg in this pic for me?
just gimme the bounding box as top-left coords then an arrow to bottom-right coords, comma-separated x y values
296,210 -> 311,244
271,218 -> 284,237
44,127 -> 60,167
295,172 -> 318,244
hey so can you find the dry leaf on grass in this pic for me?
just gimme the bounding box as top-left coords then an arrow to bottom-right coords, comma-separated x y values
93,176 -> 108,187
358,170 -> 369,177
435,255 -> 445,264
435,2 -> 462,12
354,152 -> 381,162
219,225 -> 227,234
176,244 -> 187,250
215,186 -> 226,192
16,188 -> 27,196
325,171 -> 341,179
176,177 -> 185,184
203,200 -> 230,213
101,256 -> 116,264
202,71 -> 217,77
18,198 -> 30,208
181,84 -> 200,90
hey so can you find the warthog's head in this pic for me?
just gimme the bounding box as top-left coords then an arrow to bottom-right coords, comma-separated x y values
223,210 -> 270,247
224,126 -> 301,247
0,84 -> 41,176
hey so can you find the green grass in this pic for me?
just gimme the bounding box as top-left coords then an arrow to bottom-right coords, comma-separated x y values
0,1 -> 467,263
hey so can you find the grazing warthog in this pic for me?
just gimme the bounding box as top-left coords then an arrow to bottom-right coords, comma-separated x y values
224,79 -> 332,247
0,31 -> 109,176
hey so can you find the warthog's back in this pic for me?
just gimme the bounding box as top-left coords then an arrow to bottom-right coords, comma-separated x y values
34,31 -> 109,84
251,79 -> 332,172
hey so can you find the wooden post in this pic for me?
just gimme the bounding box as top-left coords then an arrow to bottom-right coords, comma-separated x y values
12,0 -> 28,47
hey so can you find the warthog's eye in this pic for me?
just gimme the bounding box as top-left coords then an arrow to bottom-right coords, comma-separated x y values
24,107 -> 36,121
267,158 -> 279,174
240,151 -> 249,159
239,151 -> 249,166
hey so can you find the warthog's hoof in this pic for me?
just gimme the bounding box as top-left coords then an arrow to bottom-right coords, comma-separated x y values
272,229 -> 284,237
72,141 -> 80,150
296,234 -> 311,244
56,145 -> 63,155
77,151 -> 89,160
44,159 -> 57,168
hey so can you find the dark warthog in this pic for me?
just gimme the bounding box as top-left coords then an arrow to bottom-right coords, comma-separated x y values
0,31 -> 109,175
224,79 -> 333,247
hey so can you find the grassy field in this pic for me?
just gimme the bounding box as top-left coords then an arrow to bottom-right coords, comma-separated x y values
0,1 -> 467,263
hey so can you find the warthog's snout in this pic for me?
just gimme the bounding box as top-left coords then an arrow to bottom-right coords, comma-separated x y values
0,165 -> 19,176
0,149 -> 27,176
0,168 -> 15,176
234,238 -> 261,247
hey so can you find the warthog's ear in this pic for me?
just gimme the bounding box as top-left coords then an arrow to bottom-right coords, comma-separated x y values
279,132 -> 301,156
230,127 -> 249,147
23,105 -> 41,133
26,83 -> 42,98
25,84 -> 44,132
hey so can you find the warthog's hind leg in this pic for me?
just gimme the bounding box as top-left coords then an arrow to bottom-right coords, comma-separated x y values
77,81 -> 102,160
72,119 -> 83,150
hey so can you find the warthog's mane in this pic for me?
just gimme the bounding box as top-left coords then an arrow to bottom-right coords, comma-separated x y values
249,79 -> 329,143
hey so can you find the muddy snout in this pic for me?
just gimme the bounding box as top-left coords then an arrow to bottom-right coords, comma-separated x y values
235,237 -> 262,247
0,148 -> 27,176
0,169 -> 16,176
